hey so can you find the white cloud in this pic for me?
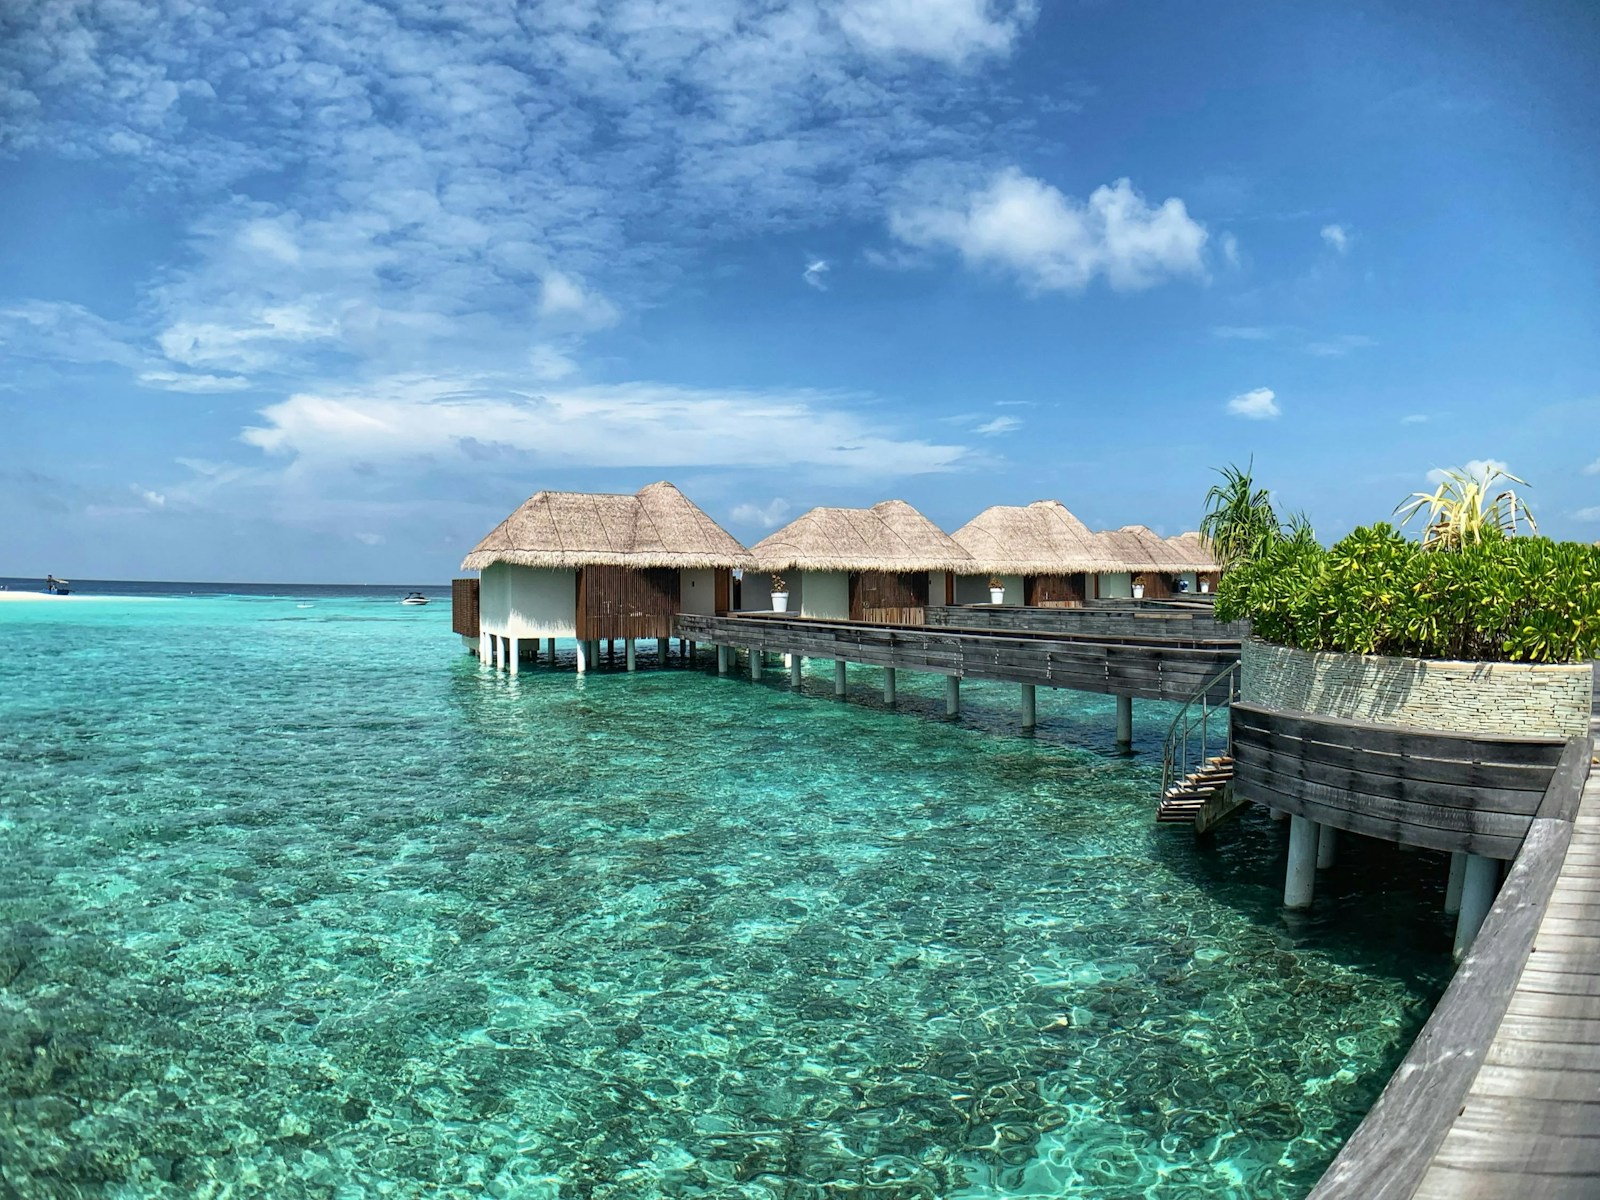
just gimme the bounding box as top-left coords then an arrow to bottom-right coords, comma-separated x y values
1211,325 -> 1274,340
802,259 -> 831,290
1573,506 -> 1600,522
974,415 -> 1021,434
1582,457 -> 1600,476
239,376 -> 967,478
889,169 -> 1209,293
529,344 -> 579,382
1402,414 -> 1429,424
1321,223 -> 1351,254
730,498 -> 793,528
1219,232 -> 1240,268
1226,387 -> 1280,420
354,531 -> 386,546
537,271 -> 618,331
833,0 -> 1037,65
138,370 -> 253,393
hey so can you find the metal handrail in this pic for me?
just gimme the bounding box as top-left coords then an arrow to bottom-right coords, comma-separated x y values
1159,660 -> 1242,803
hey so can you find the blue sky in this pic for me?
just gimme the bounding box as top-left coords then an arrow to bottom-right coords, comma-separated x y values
2,0 -> 1596,582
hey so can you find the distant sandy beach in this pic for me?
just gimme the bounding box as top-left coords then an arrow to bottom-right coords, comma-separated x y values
0,591 -> 163,602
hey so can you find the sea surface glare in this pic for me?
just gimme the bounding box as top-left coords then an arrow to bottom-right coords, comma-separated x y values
0,586 -> 1451,1198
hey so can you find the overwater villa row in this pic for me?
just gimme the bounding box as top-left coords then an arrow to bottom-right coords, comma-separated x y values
453,480 -> 1222,670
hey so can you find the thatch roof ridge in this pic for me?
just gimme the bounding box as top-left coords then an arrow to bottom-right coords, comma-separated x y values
461,481 -> 754,570
950,499 -> 1122,574
1164,530 -> 1220,573
752,499 -> 974,572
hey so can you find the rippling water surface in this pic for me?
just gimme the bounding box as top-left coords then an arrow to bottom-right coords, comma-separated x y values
0,590 -> 1452,1199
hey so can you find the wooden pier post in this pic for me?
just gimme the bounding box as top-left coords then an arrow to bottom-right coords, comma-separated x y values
1444,851 -> 1467,915
1285,816 -> 1318,908
945,676 -> 960,717
626,638 -> 636,672
1317,824 -> 1337,869
1021,684 -> 1036,730
1115,695 -> 1133,748
1453,854 -> 1500,959
790,656 -> 803,687
883,667 -> 897,705
834,660 -> 847,697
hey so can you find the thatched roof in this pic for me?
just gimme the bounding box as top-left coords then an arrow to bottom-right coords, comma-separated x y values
1092,525 -> 1202,574
752,500 -> 975,573
1164,531 -> 1220,573
950,500 -> 1122,574
461,481 -> 754,571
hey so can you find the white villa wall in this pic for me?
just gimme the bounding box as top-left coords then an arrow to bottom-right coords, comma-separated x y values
800,570 -> 849,620
680,568 -> 717,615
1097,572 -> 1133,599
480,564 -> 577,638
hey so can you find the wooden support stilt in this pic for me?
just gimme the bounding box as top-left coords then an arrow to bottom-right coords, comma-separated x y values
1285,816 -> 1318,908
658,636 -> 669,664
883,667 -> 896,705
546,637 -> 556,660
834,660 -> 847,697
1444,850 -> 1467,916
945,675 -> 960,716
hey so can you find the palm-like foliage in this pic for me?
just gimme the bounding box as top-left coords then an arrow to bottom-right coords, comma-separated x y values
1395,464 -> 1536,549
1199,462 -> 1283,567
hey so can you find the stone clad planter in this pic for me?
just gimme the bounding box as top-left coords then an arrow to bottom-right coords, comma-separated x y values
1241,637 -> 1593,740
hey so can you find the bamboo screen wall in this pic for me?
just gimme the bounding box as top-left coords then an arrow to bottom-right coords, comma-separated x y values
576,565 -> 680,640
850,570 -> 929,625
451,578 -> 480,638
1025,573 -> 1086,607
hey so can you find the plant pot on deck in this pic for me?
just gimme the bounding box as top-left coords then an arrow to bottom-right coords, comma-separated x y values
771,592 -> 789,613
989,588 -> 1005,605
1132,584 -> 1146,599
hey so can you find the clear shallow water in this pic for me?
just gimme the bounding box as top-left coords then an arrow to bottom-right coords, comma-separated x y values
0,591 -> 1452,1199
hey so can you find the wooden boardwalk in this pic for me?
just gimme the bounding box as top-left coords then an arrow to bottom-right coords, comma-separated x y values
674,612 -> 1240,704
1411,729 -> 1600,1199
1310,718 -> 1598,1199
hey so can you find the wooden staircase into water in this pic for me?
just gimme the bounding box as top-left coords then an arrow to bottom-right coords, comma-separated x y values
1156,755 -> 1235,823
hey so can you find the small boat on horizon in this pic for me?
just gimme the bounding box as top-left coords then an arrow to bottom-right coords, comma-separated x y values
401,592 -> 429,605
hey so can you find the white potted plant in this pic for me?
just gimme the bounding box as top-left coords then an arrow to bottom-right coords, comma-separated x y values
1132,576 -> 1146,600
988,576 -> 1005,605
770,574 -> 790,613
1199,579 -> 1210,594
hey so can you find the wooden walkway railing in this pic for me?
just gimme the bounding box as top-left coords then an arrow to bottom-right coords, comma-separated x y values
674,612 -> 1240,703
1309,732 -> 1595,1199
925,602 -> 1248,641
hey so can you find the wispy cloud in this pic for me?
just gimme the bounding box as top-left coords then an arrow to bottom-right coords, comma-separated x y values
1226,387 -> 1280,420
1573,506 -> 1600,522
1211,325 -> 1275,340
888,168 -> 1209,293
974,415 -> 1022,435
1401,414 -> 1429,425
1582,457 -> 1600,476
239,376 -> 968,478
1320,223 -> 1352,254
802,259 -> 831,291
834,0 -> 1038,65
730,498 -> 793,529
1426,458 -> 1511,487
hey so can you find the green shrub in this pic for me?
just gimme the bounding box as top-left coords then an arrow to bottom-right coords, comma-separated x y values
1215,524 -> 1600,663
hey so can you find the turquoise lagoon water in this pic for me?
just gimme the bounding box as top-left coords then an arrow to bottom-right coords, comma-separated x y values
0,590 -> 1454,1199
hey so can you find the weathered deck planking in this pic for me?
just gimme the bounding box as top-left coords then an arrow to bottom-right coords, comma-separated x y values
1308,734 -> 1593,1200
675,612 -> 1240,703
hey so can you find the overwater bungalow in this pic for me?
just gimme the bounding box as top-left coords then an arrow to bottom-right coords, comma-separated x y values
1165,530 -> 1222,594
948,499 -> 1120,606
460,481 -> 753,671
745,500 -> 974,623
1093,524 -> 1214,598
